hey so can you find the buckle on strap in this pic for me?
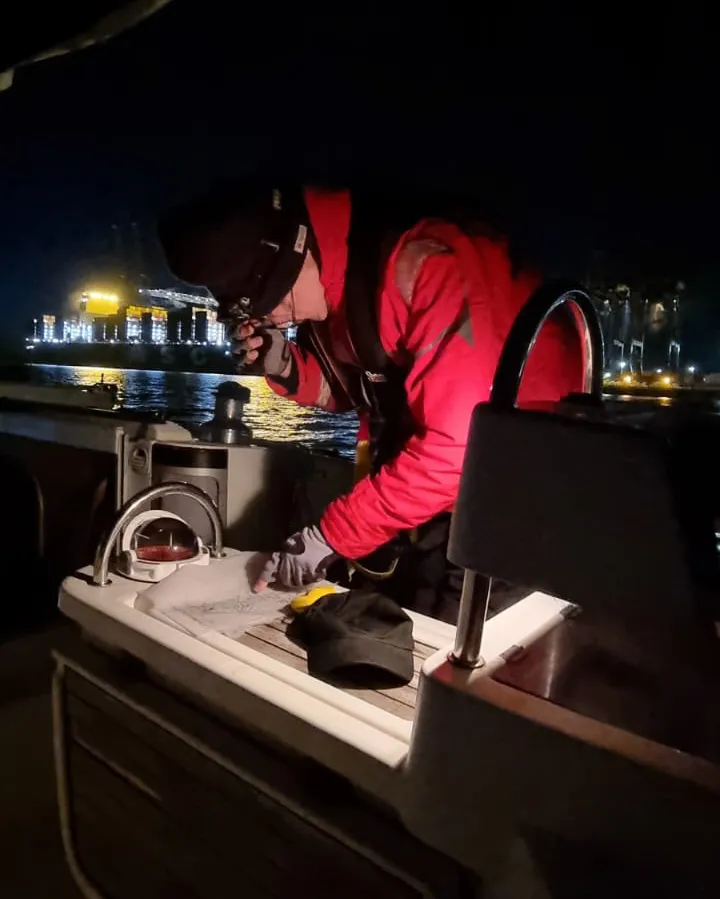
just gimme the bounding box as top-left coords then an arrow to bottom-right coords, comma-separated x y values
364,371 -> 387,383
349,556 -> 399,581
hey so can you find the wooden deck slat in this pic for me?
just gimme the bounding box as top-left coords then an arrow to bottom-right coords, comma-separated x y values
264,618 -> 435,659
237,614 -> 427,721
262,618 -> 430,685
408,640 -> 436,661
252,619 -> 422,702
238,634 -> 416,721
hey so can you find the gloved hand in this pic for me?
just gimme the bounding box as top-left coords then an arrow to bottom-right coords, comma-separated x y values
232,320 -> 291,376
254,525 -> 339,591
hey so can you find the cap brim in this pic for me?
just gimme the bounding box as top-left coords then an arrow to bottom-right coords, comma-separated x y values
307,635 -> 414,688
215,251 -> 304,321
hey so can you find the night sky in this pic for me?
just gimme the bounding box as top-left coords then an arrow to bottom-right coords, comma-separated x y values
1,3 -> 718,361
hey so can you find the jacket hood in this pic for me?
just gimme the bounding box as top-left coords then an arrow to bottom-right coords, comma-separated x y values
303,188 -> 351,312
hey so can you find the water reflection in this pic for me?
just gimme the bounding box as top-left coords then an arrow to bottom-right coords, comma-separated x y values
29,364 -> 359,458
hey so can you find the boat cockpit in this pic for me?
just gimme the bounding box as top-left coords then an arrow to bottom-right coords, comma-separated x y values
2,284 -> 719,897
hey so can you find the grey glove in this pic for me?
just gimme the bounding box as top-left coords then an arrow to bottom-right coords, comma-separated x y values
231,324 -> 291,376
255,526 -> 339,590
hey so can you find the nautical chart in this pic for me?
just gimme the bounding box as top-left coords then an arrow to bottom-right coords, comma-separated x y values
136,551 -> 338,639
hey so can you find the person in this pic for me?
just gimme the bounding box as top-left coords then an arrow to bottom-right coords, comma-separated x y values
158,183 -> 584,623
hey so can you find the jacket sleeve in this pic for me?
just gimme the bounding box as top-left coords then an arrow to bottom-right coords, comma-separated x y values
320,254 -> 583,559
266,342 -> 353,413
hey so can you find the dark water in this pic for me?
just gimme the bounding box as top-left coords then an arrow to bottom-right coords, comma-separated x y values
28,364 -> 359,458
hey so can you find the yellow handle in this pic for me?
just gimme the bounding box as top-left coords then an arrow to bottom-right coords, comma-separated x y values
354,438 -> 372,483
290,585 -> 340,612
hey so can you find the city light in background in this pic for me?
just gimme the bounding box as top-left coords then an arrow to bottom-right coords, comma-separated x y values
29,286 -> 230,349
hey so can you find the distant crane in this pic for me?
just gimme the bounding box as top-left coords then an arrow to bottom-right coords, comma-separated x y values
110,220 -> 220,312
138,288 -> 219,310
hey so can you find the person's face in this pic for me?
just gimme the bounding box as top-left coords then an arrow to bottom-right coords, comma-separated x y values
262,251 -> 328,328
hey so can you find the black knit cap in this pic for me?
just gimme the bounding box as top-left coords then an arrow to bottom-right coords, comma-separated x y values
288,590 -> 414,688
157,182 -> 312,322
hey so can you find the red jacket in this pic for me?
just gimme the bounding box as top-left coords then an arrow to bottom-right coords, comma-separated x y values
268,189 -> 584,559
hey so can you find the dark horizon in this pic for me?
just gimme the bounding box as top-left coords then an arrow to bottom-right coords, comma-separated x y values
1,2 -> 718,362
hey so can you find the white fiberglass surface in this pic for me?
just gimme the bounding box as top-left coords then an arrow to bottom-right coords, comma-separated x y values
135,552 -> 344,640
60,555 -> 571,803
59,560 -> 415,797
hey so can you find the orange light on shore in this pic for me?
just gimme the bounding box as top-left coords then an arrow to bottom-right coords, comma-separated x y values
83,291 -> 119,316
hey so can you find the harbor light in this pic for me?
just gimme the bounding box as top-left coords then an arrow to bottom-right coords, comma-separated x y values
83,291 -> 120,317
622,374 -> 634,385
29,284 -> 237,372
687,365 -> 697,374
618,360 -> 627,370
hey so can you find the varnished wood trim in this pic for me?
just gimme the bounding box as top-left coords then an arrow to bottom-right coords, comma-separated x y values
440,667 -> 720,794
55,653 -> 440,897
52,661 -> 107,899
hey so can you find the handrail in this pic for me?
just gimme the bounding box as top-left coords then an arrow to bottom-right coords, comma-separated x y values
450,282 -> 603,667
491,281 -> 604,410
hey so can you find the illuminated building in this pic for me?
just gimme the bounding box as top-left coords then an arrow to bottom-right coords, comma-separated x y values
42,314 -> 56,341
63,318 -> 92,342
124,305 -> 144,342
26,286 -> 249,373
151,307 -> 168,343
207,309 -> 225,345
597,281 -> 683,374
81,291 -> 120,317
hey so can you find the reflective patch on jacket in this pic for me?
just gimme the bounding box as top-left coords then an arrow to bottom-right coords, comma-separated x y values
394,238 -> 451,304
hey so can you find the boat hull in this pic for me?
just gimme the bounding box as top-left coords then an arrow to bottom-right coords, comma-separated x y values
26,342 -> 237,375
